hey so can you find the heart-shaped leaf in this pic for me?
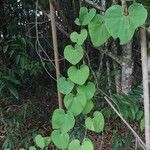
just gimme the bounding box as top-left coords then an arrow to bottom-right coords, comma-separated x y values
57,77 -> 74,95
51,130 -> 69,150
75,7 -> 96,26
68,138 -> 94,150
52,109 -> 75,133
105,3 -> 147,44
82,100 -> 94,114
68,65 -> 89,85
64,93 -> 86,116
70,29 -> 88,45
29,146 -> 36,150
77,82 -> 96,99
34,135 -> 51,149
88,14 -> 110,47
34,134 -> 45,149
64,44 -> 84,65
44,136 -> 51,147
85,111 -> 104,133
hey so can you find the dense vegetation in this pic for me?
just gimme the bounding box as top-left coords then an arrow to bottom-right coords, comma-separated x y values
0,0 -> 150,149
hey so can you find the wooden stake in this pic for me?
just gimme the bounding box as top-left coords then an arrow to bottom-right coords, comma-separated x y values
49,0 -> 63,108
140,27 -> 150,150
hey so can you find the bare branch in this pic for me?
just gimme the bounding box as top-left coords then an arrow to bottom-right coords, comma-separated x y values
96,47 -> 123,65
84,0 -> 105,12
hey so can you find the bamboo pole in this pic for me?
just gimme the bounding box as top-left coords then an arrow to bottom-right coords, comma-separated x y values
140,27 -> 150,150
49,0 -> 63,108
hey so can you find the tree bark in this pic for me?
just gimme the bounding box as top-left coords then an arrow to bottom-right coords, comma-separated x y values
121,40 -> 133,94
140,27 -> 150,150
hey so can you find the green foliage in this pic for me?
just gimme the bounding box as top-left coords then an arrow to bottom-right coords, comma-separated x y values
82,100 -> 94,114
51,130 -> 69,150
105,3 -> 148,44
2,1 -> 148,149
64,93 -> 87,116
0,67 -> 20,99
68,138 -> 94,150
75,7 -> 96,26
140,118 -> 145,132
85,111 -> 104,133
67,65 -> 90,85
64,44 -> 84,65
57,77 -> 74,95
34,134 -> 45,149
77,82 -> 96,100
70,29 -> 88,45
34,134 -> 51,149
112,86 -> 143,120
52,109 -> 75,133
29,146 -> 37,150
88,14 -> 110,47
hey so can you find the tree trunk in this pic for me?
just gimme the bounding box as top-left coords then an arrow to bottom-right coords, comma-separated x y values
121,40 -> 133,94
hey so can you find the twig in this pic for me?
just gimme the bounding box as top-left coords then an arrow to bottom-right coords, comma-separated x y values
83,0 -> 105,12
96,47 -> 123,66
35,0 -> 57,81
31,0 -> 69,37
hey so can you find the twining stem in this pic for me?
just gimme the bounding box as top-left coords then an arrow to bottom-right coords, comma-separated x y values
49,0 -> 63,108
140,27 -> 150,150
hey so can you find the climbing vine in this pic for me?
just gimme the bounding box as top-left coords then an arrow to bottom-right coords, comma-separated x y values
30,2 -> 148,150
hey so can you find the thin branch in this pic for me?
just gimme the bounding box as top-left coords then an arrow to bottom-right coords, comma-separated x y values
35,0 -> 57,81
83,0 -> 105,12
96,47 -> 123,65
31,0 -> 69,37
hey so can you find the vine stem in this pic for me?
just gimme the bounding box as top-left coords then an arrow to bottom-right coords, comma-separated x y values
49,0 -> 63,109
140,27 -> 150,150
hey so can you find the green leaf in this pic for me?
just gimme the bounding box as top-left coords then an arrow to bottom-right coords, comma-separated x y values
52,109 -> 75,133
136,110 -> 143,121
3,45 -> 9,53
64,44 -> 84,65
88,14 -> 110,47
68,65 -> 89,85
70,29 -> 88,45
77,82 -> 96,99
29,146 -> 37,150
75,7 -> 96,26
68,138 -> 94,150
34,134 -> 45,149
8,86 -> 19,99
85,111 -> 104,133
105,3 -> 147,44
140,118 -> 145,132
44,136 -> 51,147
64,93 -> 86,116
57,77 -> 74,95
82,100 -> 94,114
51,130 -> 69,150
